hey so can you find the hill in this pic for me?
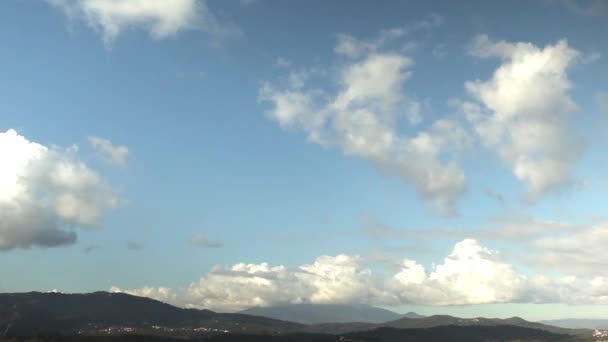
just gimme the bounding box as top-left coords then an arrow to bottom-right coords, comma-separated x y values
0,292 -> 303,336
0,292 -> 595,340
240,304 -> 412,324
303,314 -> 592,336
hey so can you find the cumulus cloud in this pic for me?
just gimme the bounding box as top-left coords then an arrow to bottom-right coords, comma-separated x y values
47,0 -> 240,46
260,25 -> 470,215
392,239 -> 527,305
181,254 -> 394,312
190,233 -> 223,248
88,136 -> 128,165
112,237 -> 608,310
0,129 -> 117,251
462,35 -> 584,200
183,262 -> 313,312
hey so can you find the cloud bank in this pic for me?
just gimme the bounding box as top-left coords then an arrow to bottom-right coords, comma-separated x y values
112,238 -> 608,312
0,129 -> 117,250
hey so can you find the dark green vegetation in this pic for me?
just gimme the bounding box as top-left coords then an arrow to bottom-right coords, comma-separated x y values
0,292 -> 599,341
0,326 -> 595,342
0,292 -> 303,336
240,304 -> 420,324
301,315 -> 591,336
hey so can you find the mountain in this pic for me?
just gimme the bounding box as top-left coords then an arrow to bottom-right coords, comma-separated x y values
541,319 -> 608,330
240,304 -> 410,324
0,292 -> 303,336
385,315 -> 589,335
0,292 -> 595,340
303,314 -> 593,337
402,311 -> 425,319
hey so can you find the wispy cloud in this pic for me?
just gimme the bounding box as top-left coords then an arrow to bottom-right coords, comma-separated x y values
239,0 -> 257,7
260,17 -> 470,216
127,240 -> 143,251
190,233 -> 223,248
47,0 -> 241,47
83,244 -> 101,254
362,213 -> 583,242
88,136 -> 129,165
563,0 -> 608,17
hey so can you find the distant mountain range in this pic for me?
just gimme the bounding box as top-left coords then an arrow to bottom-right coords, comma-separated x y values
0,292 -> 599,341
541,319 -> 608,330
300,314 -> 592,337
240,303 -> 423,324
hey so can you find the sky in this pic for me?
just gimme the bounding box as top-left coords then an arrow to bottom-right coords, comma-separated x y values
1,0 -> 608,321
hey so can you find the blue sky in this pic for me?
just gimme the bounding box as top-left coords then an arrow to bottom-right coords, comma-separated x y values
1,0 -> 608,320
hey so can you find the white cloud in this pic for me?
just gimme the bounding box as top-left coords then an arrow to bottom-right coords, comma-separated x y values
334,34 -> 378,59
392,239 -> 527,305
88,136 -> 129,165
532,222 -> 608,277
0,129 -> 117,250
463,35 -> 584,200
475,217 -> 581,241
365,215 -> 582,242
190,233 -> 223,248
260,30 -> 470,215
296,254 -> 395,306
47,0 -> 239,46
334,14 -> 442,59
112,237 -> 608,310
183,262 -> 312,312
180,254 -> 395,312
525,275 -> 608,305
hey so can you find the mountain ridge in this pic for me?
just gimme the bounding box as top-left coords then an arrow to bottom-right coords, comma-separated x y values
239,303 -> 418,324
0,291 -> 303,336
0,291 -> 596,339
302,314 -> 592,337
